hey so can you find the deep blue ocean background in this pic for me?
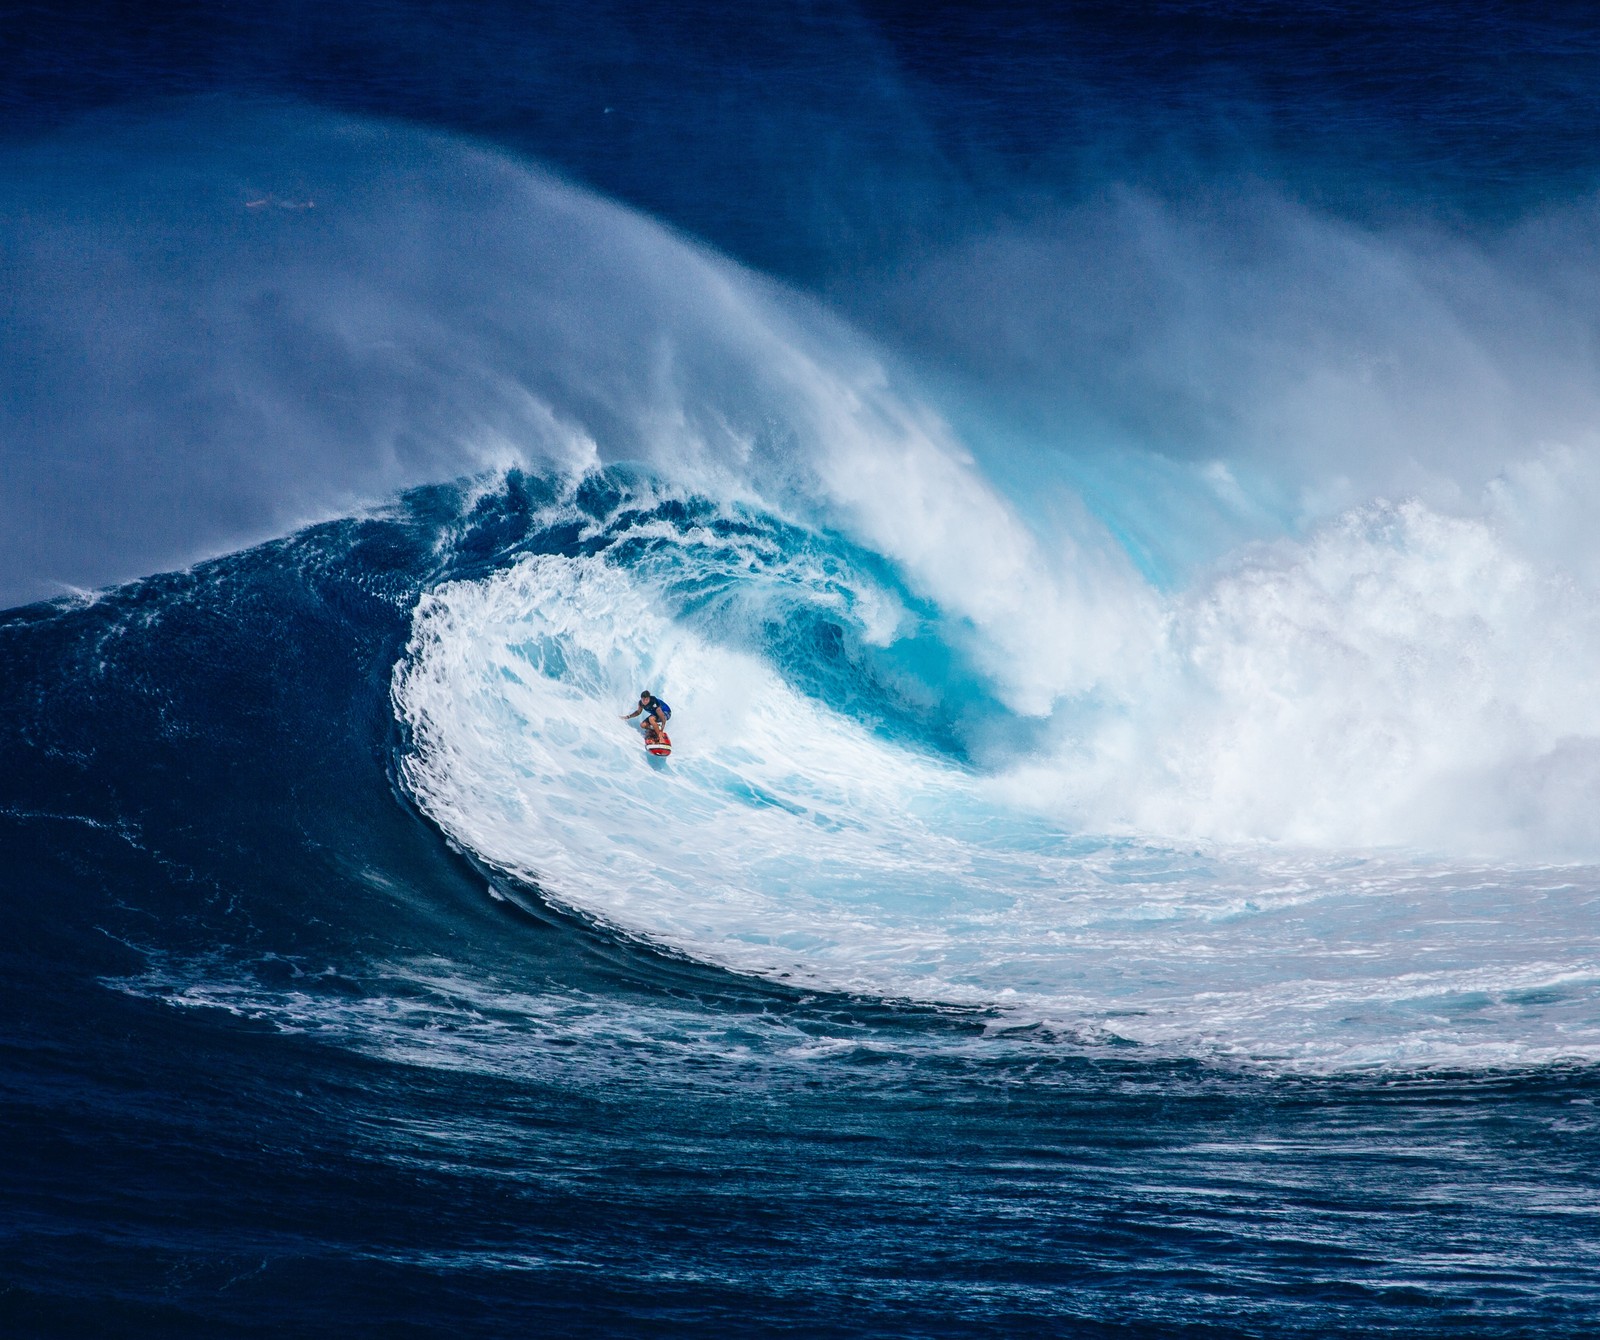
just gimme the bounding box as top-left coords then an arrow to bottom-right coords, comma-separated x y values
8,3 -> 1600,1335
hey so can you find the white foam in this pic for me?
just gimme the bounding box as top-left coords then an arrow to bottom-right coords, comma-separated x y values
1010,488 -> 1600,858
392,543 -> 1600,1072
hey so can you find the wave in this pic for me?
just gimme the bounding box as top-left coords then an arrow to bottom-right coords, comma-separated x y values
12,102 -> 1600,1073
391,479 -> 1600,1071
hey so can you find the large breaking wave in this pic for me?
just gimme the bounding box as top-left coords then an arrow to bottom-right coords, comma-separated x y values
390,479 -> 1600,1072
12,102 -> 1600,1071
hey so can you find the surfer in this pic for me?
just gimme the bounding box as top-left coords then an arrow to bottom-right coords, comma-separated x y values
622,690 -> 671,732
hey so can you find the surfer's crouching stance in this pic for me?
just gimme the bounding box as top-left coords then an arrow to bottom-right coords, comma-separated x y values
622,690 -> 671,731
624,690 -> 673,755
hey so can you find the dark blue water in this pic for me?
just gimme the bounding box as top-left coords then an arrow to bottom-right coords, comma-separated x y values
7,4 -> 1600,1335
12,1 -> 1600,280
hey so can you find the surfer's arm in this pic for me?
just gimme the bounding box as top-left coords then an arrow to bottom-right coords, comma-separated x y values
621,707 -> 641,719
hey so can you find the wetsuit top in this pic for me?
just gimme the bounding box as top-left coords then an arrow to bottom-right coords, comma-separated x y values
645,697 -> 671,720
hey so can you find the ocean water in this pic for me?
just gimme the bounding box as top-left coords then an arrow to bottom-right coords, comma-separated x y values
7,3 -> 1600,1335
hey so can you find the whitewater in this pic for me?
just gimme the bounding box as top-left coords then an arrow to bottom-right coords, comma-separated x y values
389,475 -> 1600,1073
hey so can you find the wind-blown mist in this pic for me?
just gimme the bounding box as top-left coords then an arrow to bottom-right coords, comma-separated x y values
862,185 -> 1600,516
9,101 -> 1600,862
0,103 -> 986,608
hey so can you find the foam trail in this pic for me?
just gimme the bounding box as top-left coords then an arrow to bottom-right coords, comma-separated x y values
392,503 -> 1600,1072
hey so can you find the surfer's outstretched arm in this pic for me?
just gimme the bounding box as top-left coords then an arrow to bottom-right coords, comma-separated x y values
626,691 -> 663,723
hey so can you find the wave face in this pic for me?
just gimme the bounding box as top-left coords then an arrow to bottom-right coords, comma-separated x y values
391,477 -> 1600,1072
12,5 -> 1600,1333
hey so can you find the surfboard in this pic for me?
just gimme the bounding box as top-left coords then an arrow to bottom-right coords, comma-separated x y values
645,732 -> 672,757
